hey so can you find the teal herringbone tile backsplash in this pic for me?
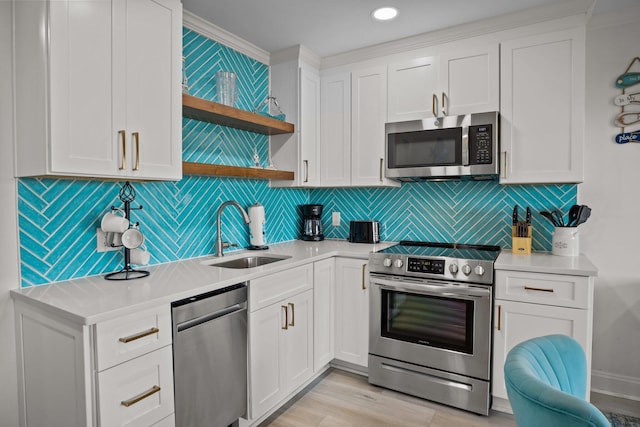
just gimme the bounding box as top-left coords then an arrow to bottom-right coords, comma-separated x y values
16,28 -> 577,287
17,29 -> 306,287
310,181 -> 577,251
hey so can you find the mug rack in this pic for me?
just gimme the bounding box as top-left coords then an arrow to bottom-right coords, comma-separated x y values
104,181 -> 150,281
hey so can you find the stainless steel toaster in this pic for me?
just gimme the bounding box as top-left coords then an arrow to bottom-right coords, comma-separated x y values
348,221 -> 380,243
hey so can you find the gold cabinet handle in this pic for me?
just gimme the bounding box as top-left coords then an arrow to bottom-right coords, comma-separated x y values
524,286 -> 555,293
288,302 -> 295,327
501,151 -> 508,179
118,327 -> 159,344
497,305 -> 502,331
132,132 -> 140,171
119,130 -> 126,170
432,93 -> 437,117
303,160 -> 309,183
441,91 -> 447,116
121,385 -> 161,407
361,263 -> 367,290
281,305 -> 288,330
379,158 -> 384,183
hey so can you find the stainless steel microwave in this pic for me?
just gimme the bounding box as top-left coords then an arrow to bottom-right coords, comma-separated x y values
385,111 -> 499,181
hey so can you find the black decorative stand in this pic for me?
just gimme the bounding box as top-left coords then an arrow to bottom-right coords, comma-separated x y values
105,182 -> 150,281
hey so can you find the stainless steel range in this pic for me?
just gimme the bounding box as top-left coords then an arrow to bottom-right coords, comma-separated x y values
368,241 -> 501,416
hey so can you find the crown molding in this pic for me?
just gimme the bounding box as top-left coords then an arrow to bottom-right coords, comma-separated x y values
183,10 -> 270,65
270,45 -> 322,69
321,0 -> 595,69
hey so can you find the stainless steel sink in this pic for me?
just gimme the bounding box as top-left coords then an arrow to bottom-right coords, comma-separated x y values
207,254 -> 291,269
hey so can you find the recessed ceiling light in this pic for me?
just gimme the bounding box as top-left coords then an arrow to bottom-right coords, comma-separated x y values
372,7 -> 398,21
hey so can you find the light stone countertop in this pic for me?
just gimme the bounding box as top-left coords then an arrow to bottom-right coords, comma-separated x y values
11,241 -> 598,326
495,250 -> 598,276
11,239 -> 395,325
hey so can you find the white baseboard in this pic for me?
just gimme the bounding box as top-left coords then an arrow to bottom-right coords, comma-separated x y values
591,369 -> 640,401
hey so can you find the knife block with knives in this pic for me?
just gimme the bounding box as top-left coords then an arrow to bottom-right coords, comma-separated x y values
512,206 -> 532,255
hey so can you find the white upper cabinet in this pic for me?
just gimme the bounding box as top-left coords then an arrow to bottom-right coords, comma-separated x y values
500,27 -> 585,184
320,71 -> 352,186
387,43 -> 499,122
14,0 -> 183,180
351,65 -> 400,187
387,56 -> 439,122
439,44 -> 499,116
270,55 -> 321,187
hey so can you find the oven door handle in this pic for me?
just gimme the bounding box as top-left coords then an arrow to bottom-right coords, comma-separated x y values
372,278 -> 490,299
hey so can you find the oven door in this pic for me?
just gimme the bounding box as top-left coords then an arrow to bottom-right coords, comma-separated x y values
369,274 -> 492,380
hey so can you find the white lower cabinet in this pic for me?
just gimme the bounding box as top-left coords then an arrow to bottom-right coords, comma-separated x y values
248,266 -> 314,420
334,258 -> 370,367
492,269 -> 594,410
313,258 -> 335,370
14,301 -> 174,427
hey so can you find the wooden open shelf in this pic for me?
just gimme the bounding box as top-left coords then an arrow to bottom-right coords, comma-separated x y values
182,162 -> 294,180
182,93 -> 294,135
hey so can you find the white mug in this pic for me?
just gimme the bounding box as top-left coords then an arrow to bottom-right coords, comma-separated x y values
129,244 -> 151,265
101,209 -> 129,233
121,227 -> 144,249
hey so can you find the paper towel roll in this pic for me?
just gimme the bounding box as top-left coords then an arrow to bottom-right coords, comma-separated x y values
248,203 -> 266,247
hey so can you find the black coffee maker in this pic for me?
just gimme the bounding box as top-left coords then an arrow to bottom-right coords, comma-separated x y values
300,204 -> 324,241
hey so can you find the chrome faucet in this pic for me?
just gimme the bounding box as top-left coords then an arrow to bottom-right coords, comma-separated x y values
216,200 -> 251,257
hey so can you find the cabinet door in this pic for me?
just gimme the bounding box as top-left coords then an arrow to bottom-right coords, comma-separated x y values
492,299 -> 589,400
320,72 -> 351,186
283,290 -> 314,391
299,67 -> 321,186
123,0 -> 182,180
47,0 -> 119,176
313,258 -> 335,370
351,66 -> 399,187
500,27 -> 585,184
249,302 -> 287,419
440,44 -> 499,116
334,258 -> 370,367
387,56 -> 439,122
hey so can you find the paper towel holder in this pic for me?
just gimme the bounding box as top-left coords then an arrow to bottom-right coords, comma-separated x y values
247,202 -> 269,250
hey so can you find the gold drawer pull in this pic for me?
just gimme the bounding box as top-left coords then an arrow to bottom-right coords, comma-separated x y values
121,385 -> 161,407
118,327 -> 159,344
361,263 -> 367,290
524,286 -> 555,293
497,305 -> 501,331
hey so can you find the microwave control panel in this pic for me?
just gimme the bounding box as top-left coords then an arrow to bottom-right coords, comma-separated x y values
468,124 -> 493,165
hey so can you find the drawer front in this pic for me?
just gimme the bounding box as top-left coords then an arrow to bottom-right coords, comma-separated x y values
495,270 -> 591,309
98,346 -> 174,427
95,305 -> 172,371
250,264 -> 313,312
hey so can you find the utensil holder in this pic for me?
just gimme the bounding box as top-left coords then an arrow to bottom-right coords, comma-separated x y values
552,227 -> 579,256
512,226 -> 532,255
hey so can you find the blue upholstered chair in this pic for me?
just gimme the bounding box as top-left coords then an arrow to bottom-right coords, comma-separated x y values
504,334 -> 611,427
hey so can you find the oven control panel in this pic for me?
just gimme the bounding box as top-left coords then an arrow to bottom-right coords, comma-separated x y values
407,258 -> 445,274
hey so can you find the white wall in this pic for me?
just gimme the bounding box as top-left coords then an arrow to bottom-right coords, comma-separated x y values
582,6 -> 640,400
0,1 -> 20,426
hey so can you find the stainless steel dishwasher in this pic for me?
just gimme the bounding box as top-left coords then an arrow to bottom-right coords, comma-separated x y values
172,283 -> 247,427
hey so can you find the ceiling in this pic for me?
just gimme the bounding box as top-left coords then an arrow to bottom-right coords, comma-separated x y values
181,0 -> 636,58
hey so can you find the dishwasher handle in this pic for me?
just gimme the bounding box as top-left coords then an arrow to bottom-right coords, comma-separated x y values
176,302 -> 246,333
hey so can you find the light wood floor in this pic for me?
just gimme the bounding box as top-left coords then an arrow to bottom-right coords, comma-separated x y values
260,369 -> 516,427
